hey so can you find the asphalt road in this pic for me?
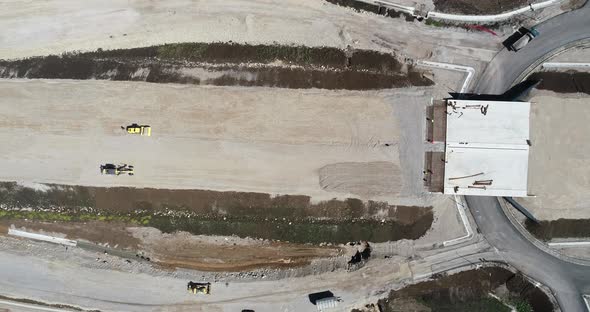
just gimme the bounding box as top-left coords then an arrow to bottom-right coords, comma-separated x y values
468,3 -> 590,311
475,3 -> 590,94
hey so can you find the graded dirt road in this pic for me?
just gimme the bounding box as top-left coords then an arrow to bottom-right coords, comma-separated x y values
0,79 -> 438,207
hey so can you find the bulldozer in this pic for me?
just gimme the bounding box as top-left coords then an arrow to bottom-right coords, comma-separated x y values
187,282 -> 211,295
126,123 -> 151,136
100,164 -> 134,176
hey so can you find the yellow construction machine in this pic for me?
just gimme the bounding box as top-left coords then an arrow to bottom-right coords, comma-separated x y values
126,124 -> 151,136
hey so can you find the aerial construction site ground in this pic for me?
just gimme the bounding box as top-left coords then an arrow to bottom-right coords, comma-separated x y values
0,0 -> 587,311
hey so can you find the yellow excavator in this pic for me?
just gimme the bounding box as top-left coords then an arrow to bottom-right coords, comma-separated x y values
126,124 -> 151,136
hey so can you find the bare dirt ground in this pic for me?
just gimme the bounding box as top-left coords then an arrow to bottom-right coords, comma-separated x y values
518,89 -> 590,220
0,0 -> 498,70
0,76 -> 468,268
0,79 -> 437,207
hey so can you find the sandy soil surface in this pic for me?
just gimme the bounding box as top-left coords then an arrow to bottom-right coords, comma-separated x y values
0,0 -> 497,66
519,90 -> 590,220
0,79 -> 441,208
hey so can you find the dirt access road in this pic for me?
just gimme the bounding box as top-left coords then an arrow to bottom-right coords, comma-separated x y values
0,0 -> 498,67
0,79 -> 439,207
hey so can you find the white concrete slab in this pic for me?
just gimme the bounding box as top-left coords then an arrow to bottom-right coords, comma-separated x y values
443,100 -> 531,197
446,100 -> 530,147
444,146 -> 529,196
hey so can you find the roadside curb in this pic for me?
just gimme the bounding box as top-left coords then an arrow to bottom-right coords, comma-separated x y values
442,195 -> 473,246
542,62 -> 590,69
416,60 -> 474,93
548,241 -> 590,247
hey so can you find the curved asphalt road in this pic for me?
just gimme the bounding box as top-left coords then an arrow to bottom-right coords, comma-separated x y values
475,3 -> 590,94
468,3 -> 590,311
467,197 -> 590,311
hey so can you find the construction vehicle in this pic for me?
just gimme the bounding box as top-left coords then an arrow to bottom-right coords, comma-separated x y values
187,282 -> 211,295
126,124 -> 151,136
100,164 -> 134,176
503,27 -> 539,52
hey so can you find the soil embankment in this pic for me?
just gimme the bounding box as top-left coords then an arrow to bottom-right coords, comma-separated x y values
433,0 -> 528,15
526,219 -> 590,240
0,182 -> 433,244
354,266 -> 554,312
0,43 -> 433,90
